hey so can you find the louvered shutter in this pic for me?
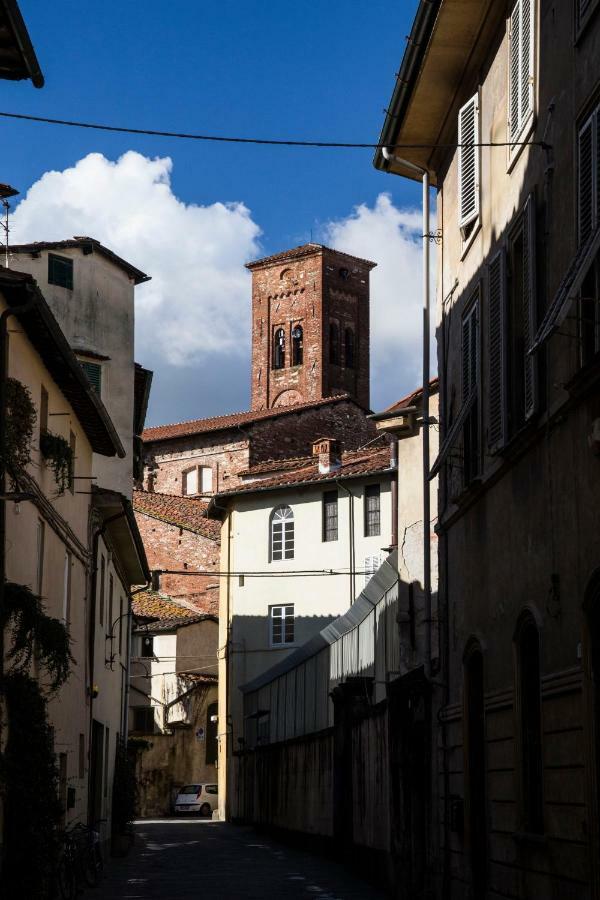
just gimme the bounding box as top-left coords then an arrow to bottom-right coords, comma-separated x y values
596,107 -> 600,233
488,251 -> 506,450
578,116 -> 594,245
520,0 -> 533,126
458,94 -> 480,229
509,1 -> 521,142
523,194 -> 537,419
81,360 -> 102,394
462,299 -> 479,401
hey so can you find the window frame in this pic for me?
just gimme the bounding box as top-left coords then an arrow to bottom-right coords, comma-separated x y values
48,253 -> 74,290
79,359 -> 102,395
270,505 -> 294,561
291,323 -> 303,366
273,327 -> 286,369
487,250 -> 508,452
461,291 -> 481,485
364,483 -> 381,537
269,603 -> 295,647
322,489 -> 338,542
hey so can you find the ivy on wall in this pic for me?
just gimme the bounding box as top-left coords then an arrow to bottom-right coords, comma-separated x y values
4,377 -> 36,473
40,431 -> 73,494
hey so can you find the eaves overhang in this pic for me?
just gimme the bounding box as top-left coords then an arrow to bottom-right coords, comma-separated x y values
0,0 -> 44,87
93,488 -> 151,585
374,0 -> 502,185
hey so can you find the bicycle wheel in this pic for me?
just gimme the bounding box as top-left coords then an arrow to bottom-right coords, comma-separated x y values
82,845 -> 100,888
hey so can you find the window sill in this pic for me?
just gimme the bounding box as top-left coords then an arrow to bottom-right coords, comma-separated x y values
460,220 -> 481,262
507,115 -> 536,175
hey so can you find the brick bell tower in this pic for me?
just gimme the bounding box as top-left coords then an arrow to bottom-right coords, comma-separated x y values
247,243 -> 376,411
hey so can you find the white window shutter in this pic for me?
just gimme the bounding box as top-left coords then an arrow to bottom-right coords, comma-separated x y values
520,0 -> 533,126
458,93 -> 480,229
523,193 -> 538,420
509,1 -> 521,142
488,250 -> 506,450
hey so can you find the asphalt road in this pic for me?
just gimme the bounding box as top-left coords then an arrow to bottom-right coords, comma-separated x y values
93,819 -> 386,899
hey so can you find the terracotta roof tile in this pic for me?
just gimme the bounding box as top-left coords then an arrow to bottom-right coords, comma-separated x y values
245,243 -> 376,270
132,591 -> 202,622
133,490 -> 221,540
142,394 -> 357,443
11,237 -> 150,284
215,446 -> 393,499
385,378 -> 439,414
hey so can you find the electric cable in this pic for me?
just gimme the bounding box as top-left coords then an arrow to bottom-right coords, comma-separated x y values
0,110 -> 551,151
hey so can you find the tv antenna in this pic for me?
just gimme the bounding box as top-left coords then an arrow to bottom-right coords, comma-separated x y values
0,184 -> 19,268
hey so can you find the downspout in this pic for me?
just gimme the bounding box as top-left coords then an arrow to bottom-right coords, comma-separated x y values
390,438 -> 399,549
382,149 -> 432,679
335,479 -> 355,605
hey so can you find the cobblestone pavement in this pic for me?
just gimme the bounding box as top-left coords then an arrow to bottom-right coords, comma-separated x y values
93,819 -> 387,899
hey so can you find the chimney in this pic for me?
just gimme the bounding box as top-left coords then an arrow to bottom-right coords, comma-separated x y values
312,437 -> 341,474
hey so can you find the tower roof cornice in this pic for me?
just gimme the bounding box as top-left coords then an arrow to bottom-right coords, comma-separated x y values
246,243 -> 377,271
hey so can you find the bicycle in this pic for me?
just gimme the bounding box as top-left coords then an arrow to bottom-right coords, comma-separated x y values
55,819 -> 105,899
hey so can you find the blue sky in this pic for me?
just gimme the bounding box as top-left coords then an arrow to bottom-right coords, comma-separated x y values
8,0 -> 426,425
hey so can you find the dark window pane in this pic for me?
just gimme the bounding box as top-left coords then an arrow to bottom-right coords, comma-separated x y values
323,490 -> 338,541
365,484 -> 381,537
48,253 -> 73,290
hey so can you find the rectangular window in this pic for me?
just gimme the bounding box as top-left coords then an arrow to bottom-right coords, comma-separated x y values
488,250 -> 507,451
271,507 -> 294,561
322,490 -> 338,542
36,519 -> 45,595
200,466 -> 213,493
39,385 -> 48,438
62,551 -> 72,625
69,430 -> 76,494
270,604 -> 295,646
183,467 -> 198,496
508,0 -> 535,147
48,253 -> 73,290
132,706 -> 156,733
140,634 -> 154,658
364,484 -> 381,537
458,92 -> 480,234
462,295 -> 480,484
507,195 -> 537,433
80,360 -> 102,395
98,554 -> 105,627
364,554 -> 382,588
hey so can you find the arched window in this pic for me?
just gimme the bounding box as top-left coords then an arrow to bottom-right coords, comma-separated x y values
345,328 -> 355,368
270,505 -> 294,560
273,328 -> 285,369
329,321 -> 340,365
464,640 -> 487,894
292,324 -> 303,366
515,614 -> 543,833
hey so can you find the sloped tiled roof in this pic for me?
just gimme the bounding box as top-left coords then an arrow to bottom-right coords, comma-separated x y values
133,490 -> 221,540
213,446 -> 393,501
132,590 -> 205,624
142,394 -> 357,443
11,237 -> 150,284
245,242 -> 376,270
385,378 -> 439,414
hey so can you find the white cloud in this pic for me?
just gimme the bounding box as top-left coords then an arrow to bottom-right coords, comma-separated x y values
11,151 -> 262,366
323,192 -> 436,406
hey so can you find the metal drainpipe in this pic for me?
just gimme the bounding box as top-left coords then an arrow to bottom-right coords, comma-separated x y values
381,149 -> 432,679
390,438 -> 399,548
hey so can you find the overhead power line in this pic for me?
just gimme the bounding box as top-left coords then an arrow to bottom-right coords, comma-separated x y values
0,110 -> 551,151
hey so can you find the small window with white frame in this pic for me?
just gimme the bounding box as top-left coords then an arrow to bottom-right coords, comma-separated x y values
508,0 -> 535,152
182,465 -> 213,495
270,604 -> 295,646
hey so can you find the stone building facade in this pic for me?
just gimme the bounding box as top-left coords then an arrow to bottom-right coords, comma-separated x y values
376,1 -> 600,898
247,244 -> 375,411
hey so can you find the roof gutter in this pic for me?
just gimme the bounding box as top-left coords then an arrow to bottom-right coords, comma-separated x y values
373,0 -> 442,175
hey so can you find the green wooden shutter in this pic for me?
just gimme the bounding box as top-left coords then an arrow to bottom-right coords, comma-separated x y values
81,361 -> 102,394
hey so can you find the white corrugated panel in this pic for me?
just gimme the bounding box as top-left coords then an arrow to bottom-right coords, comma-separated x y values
357,608 -> 375,677
304,655 -> 316,735
295,663 -> 305,737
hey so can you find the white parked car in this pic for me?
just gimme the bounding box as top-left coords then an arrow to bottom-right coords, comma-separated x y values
174,783 -> 218,817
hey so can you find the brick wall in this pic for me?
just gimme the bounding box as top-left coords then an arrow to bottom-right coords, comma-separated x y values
135,511 -> 220,614
143,432 -> 250,494
249,247 -> 373,411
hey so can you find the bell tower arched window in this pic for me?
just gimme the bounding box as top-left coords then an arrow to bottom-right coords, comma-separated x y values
329,321 -> 340,365
345,328 -> 355,368
270,505 -> 294,561
292,324 -> 303,366
273,328 -> 285,369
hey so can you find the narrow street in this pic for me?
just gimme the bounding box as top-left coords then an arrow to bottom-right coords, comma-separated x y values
94,820 -> 387,900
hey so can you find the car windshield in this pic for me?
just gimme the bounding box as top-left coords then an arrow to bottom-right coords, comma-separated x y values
180,785 -> 200,795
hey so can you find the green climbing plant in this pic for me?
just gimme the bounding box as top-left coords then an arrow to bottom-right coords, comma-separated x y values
4,376 -> 36,472
40,430 -> 73,493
